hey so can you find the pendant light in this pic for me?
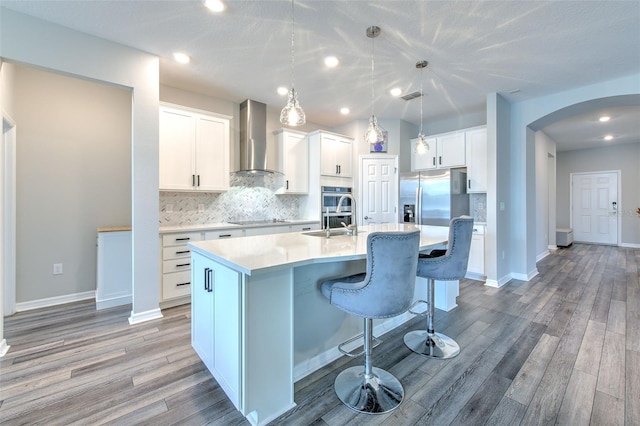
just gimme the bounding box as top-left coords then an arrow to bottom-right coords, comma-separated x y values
414,60 -> 430,154
364,25 -> 385,145
280,0 -> 306,126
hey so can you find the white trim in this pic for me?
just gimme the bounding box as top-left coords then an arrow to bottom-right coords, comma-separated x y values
485,272 -> 514,288
2,112 -> 17,316
536,250 -> 550,262
128,308 -> 163,325
620,242 -> 640,249
0,338 -> 9,357
512,268 -> 539,282
293,311 -> 414,382
15,291 -> 95,312
96,295 -> 132,310
547,245 -> 558,251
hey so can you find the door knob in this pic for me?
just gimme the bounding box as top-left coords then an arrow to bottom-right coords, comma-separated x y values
364,216 -> 371,220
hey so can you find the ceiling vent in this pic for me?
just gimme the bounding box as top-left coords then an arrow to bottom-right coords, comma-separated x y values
401,90 -> 423,101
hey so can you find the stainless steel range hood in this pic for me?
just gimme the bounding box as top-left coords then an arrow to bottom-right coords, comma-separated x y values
234,99 -> 280,176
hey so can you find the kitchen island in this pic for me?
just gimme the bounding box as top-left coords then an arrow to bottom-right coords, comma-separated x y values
188,223 -> 450,426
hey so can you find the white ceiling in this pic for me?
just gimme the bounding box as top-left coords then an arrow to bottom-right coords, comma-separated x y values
2,0 -> 639,151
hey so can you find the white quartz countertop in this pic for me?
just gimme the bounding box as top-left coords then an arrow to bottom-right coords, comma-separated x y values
188,223 -> 450,275
159,219 -> 319,234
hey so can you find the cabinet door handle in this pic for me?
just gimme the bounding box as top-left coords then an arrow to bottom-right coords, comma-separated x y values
286,180 -> 289,190
218,234 -> 232,238
335,165 -> 339,174
197,175 -> 200,187
439,156 -> 442,165
176,263 -> 190,268
207,268 -> 214,293
468,179 -> 471,189
175,237 -> 190,241
177,282 -> 190,287
176,250 -> 190,255
192,174 -> 196,186
432,157 -> 436,166
204,267 -> 210,291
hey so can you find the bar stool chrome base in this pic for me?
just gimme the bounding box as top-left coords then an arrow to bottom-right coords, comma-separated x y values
334,365 -> 404,414
404,330 -> 460,359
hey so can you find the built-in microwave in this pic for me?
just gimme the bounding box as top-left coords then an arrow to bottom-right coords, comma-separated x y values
321,186 -> 352,213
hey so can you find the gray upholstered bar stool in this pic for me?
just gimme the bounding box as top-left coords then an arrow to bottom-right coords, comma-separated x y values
404,216 -> 473,359
320,230 -> 421,414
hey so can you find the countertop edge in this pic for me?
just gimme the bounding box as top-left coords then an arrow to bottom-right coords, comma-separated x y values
160,220 -> 319,234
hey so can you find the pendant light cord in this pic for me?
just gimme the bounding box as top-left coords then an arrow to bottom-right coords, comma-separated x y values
290,0 -> 295,90
419,67 -> 424,134
370,31 -> 375,117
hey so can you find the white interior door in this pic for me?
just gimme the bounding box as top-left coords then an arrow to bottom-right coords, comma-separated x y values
360,156 -> 397,225
571,171 -> 619,245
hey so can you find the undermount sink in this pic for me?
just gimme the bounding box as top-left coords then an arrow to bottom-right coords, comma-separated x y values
302,228 -> 364,237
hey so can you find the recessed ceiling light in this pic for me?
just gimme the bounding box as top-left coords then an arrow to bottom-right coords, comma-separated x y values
324,56 -> 339,67
204,0 -> 225,12
340,107 -> 350,115
599,115 -> 611,122
390,88 -> 402,97
604,135 -> 613,141
277,87 -> 289,96
173,52 -> 190,64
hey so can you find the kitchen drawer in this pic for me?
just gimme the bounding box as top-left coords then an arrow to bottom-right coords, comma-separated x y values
163,258 -> 193,273
163,244 -> 191,260
204,229 -> 244,239
163,270 -> 191,300
290,223 -> 320,233
162,231 -> 203,247
472,224 -> 485,235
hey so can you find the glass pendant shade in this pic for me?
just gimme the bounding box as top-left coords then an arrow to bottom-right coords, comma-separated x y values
280,88 -> 305,126
414,132 -> 429,154
280,0 -> 305,126
365,115 -> 385,144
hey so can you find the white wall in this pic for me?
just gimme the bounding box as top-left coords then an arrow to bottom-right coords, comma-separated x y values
557,143 -> 640,246
12,64 -> 131,303
535,131 -> 557,258
507,73 -> 640,280
1,8 -> 160,323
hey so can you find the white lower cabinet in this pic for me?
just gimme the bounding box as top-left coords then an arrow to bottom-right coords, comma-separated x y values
290,223 -> 320,233
191,252 -> 242,409
161,231 -> 203,301
466,225 -> 485,278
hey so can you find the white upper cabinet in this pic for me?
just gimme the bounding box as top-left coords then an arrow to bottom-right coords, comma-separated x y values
411,131 -> 466,171
310,130 -> 353,178
465,127 -> 487,193
159,104 -> 230,191
274,129 -> 309,194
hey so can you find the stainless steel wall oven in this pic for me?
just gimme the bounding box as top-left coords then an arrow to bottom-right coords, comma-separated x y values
321,186 -> 352,229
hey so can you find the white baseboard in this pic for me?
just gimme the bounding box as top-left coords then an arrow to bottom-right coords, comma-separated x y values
536,250 -> 550,262
485,273 -> 514,288
620,242 -> 640,248
15,291 -> 95,312
128,308 -> 163,325
293,311 -> 414,382
0,339 -> 10,357
96,295 -> 132,310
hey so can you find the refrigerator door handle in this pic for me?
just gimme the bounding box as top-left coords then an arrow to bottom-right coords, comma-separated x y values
416,186 -> 422,224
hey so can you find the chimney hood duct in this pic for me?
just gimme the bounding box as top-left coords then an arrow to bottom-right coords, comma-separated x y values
235,99 -> 280,175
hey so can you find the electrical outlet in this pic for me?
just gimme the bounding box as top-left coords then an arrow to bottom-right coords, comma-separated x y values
53,263 -> 63,275
198,204 -> 205,213
166,204 -> 174,213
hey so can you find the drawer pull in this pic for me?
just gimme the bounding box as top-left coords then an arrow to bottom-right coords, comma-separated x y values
176,282 -> 190,287
176,250 -> 190,254
175,237 -> 190,241
302,227 -> 311,231
218,234 -> 232,238
176,263 -> 191,268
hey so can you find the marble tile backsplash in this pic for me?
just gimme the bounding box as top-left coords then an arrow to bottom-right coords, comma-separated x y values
160,175 -> 300,226
470,193 -> 487,223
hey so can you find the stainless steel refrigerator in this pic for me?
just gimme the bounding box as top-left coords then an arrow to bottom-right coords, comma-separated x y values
399,168 -> 469,226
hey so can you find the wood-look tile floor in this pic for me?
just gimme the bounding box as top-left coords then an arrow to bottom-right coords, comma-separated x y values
1,243 -> 638,425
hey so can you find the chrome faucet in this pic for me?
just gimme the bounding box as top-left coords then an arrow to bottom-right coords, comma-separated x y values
336,194 -> 357,235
